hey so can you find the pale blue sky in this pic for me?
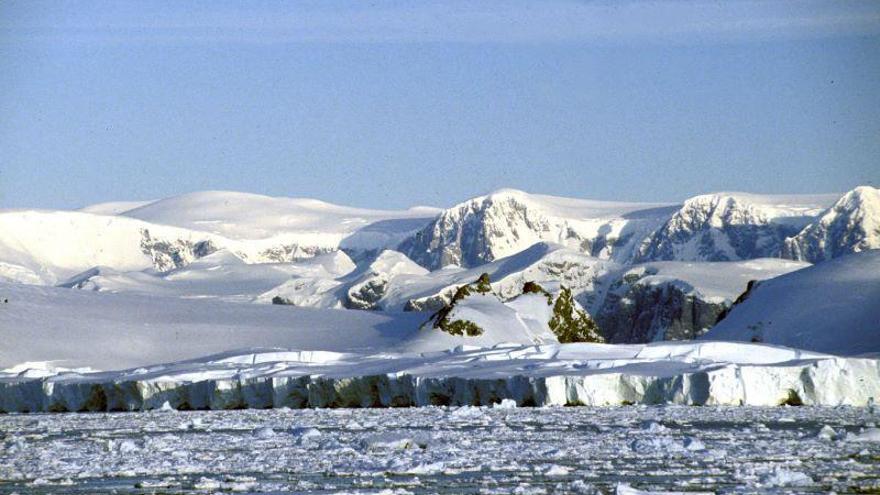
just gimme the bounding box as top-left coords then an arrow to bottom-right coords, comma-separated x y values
1,1 -> 879,210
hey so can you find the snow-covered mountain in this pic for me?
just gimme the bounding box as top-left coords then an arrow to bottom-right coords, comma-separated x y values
0,191 -> 436,285
704,250 -> 880,355
398,189 -> 676,269
0,210 -> 223,285
119,190 -> 439,252
782,186 -> 880,263
634,192 -> 835,262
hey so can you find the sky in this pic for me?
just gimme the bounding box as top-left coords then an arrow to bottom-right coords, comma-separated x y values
1,0 -> 879,211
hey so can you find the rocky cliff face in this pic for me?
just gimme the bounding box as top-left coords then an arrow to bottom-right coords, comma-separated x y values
589,259 -> 808,343
783,186 -> 880,263
138,229 -> 218,272
595,274 -> 728,343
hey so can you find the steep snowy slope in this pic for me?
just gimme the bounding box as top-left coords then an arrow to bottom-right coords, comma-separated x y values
398,189 -> 676,269
594,259 -> 810,343
704,250 -> 880,355
783,186 -> 880,263
635,192 -> 836,262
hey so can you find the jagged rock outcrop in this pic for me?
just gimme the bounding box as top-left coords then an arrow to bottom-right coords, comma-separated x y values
634,193 -> 826,262
782,186 -> 880,263
547,286 -> 604,343
139,229 -> 217,271
426,275 -> 604,343
425,274 -> 494,336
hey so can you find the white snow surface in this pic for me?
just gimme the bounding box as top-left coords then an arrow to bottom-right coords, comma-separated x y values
79,199 -> 156,215
121,190 -> 439,243
0,191 -> 437,285
704,250 -> 880,355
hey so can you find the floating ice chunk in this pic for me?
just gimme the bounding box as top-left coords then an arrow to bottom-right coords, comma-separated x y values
405,461 -> 447,475
682,437 -> 705,451
544,464 -> 571,476
629,437 -> 684,454
363,433 -> 425,451
290,426 -> 322,445
157,401 -> 175,413
760,468 -> 813,487
846,427 -> 880,442
179,417 -> 204,430
450,406 -> 488,420
252,426 -> 275,439
493,399 -> 518,409
193,477 -> 222,490
617,483 -> 708,494
106,438 -> 139,454
639,421 -> 668,433
817,425 -> 839,440
136,478 -> 179,489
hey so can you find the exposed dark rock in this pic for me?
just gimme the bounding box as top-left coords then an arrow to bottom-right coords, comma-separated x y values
595,278 -> 728,343
548,286 -> 604,343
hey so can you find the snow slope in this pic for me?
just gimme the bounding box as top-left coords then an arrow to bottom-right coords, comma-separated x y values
256,243 -> 614,312
121,190 -> 438,250
62,250 -> 357,303
704,250 -> 880,355
599,258 -> 810,307
0,280 -> 570,371
394,242 -> 615,312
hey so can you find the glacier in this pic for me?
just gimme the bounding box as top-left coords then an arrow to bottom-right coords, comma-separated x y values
2,342 -> 878,413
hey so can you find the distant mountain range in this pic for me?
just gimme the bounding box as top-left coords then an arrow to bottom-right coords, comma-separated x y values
1,186 -> 877,349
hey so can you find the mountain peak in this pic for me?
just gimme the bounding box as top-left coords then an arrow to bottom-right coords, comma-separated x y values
783,186 -> 880,262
